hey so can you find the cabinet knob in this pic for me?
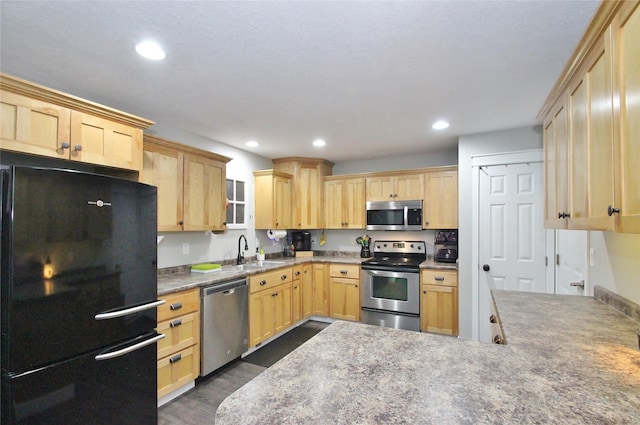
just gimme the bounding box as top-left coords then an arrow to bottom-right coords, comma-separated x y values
389,194 -> 394,198
558,212 -> 571,219
425,221 -> 429,226
272,293 -> 278,297
281,275 -> 287,280
355,285 -> 358,288
489,314 -> 496,324
607,205 -> 620,216
60,142 -> 70,149
74,144 -> 83,151
493,335 -> 504,345
295,271 -> 301,276
260,280 -> 267,286
178,221 -> 184,225
423,290 -> 427,294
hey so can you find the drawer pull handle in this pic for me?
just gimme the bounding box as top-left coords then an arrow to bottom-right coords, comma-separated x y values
170,302 -> 183,311
435,276 -> 445,281
295,271 -> 301,276
272,293 -> 278,297
281,275 -> 287,280
260,280 -> 267,286
170,319 -> 182,328
489,315 -> 496,324
493,335 -> 504,345
169,353 -> 182,364
340,270 -> 348,275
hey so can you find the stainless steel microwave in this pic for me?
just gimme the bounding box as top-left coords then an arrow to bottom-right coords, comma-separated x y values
366,200 -> 423,231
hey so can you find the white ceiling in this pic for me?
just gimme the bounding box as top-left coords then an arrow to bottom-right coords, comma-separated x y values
0,1 -> 599,163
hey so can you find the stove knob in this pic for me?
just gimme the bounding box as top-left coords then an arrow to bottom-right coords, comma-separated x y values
417,245 -> 422,250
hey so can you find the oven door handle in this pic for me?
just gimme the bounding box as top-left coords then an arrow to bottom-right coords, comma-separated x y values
362,268 -> 418,278
403,206 -> 409,229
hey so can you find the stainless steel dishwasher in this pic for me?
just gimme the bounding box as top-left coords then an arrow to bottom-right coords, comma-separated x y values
201,278 -> 248,376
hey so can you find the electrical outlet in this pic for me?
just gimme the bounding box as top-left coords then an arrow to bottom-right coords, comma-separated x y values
182,243 -> 190,255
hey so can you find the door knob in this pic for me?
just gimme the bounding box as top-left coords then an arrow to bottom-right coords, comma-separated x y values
482,264 -> 490,272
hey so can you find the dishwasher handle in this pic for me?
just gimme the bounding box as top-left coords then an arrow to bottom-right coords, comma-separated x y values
203,279 -> 247,296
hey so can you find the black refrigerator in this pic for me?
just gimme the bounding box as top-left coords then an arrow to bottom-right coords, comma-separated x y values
1,166 -> 161,424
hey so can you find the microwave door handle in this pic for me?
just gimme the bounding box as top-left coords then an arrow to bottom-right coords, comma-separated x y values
404,206 -> 409,228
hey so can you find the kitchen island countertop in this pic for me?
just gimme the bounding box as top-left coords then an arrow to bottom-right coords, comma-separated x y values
215,290 -> 640,424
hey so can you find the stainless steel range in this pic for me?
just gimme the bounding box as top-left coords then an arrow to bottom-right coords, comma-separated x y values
360,240 -> 426,331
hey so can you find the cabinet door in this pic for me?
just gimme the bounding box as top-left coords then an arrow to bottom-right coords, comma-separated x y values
301,264 -> 314,318
312,264 -> 329,316
274,175 -> 293,229
142,143 -> 184,231
395,173 -> 424,200
568,31 -> 616,231
544,99 -> 569,229
296,164 -> 321,229
183,154 -> 226,231
292,269 -> 302,323
273,283 -> 292,335
615,2 -> 640,233
366,176 -> 394,201
344,178 -> 366,228
70,111 -> 142,171
249,290 -> 275,347
1,91 -> 71,159
420,285 -> 458,336
424,171 -> 458,229
324,180 -> 344,229
329,278 -> 360,321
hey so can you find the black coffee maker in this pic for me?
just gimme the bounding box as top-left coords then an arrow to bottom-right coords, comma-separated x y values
292,231 -> 312,251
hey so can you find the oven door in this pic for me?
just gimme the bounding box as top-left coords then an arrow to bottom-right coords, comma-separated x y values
360,268 -> 420,315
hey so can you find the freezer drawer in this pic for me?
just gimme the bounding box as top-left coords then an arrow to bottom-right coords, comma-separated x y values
1,332 -> 159,425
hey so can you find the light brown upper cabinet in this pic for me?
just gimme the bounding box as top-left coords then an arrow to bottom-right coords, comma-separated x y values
0,74 -> 153,171
538,0 -> 640,233
324,176 -> 366,229
253,169 -> 293,229
273,158 -> 334,229
366,172 -> 424,201
142,135 -> 231,232
423,168 -> 458,229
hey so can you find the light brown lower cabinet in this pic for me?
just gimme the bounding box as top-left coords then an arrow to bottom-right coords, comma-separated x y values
420,270 -> 458,336
301,264 -> 314,318
329,264 -> 360,321
248,268 -> 293,347
312,264 -> 330,316
156,288 -> 200,399
292,265 -> 303,323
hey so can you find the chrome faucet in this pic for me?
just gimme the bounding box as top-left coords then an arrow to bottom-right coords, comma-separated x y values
237,234 -> 249,265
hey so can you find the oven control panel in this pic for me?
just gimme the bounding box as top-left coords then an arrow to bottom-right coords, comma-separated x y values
373,240 -> 425,254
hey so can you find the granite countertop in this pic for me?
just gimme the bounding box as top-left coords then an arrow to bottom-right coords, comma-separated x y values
215,290 -> 640,424
157,254 -> 456,296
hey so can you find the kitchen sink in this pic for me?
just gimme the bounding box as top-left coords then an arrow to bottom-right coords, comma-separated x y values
236,264 -> 264,271
251,260 -> 286,266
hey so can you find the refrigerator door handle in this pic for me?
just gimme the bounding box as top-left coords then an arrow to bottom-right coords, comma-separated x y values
95,334 -> 165,361
94,299 -> 166,320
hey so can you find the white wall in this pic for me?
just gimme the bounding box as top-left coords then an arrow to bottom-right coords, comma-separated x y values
304,229 -> 438,257
589,231 -> 640,304
147,124 -> 273,268
458,126 -> 543,340
333,148 -> 458,175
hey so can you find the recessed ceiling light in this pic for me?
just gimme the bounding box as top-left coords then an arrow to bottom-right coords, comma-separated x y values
135,41 -> 166,60
432,120 -> 450,130
246,140 -> 259,148
313,139 -> 326,147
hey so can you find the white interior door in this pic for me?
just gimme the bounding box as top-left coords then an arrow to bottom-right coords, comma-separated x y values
555,229 -> 589,295
478,162 -> 547,342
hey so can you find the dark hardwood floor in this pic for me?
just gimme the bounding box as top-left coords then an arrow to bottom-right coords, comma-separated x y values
158,320 -> 329,425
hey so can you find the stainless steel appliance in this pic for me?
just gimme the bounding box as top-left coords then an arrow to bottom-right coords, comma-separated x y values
1,166 -> 161,424
366,200 -> 423,231
360,240 -> 426,331
201,278 -> 248,376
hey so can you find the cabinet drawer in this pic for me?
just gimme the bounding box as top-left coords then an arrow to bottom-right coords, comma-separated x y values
158,288 -> 199,322
157,345 -> 199,398
249,267 -> 293,293
421,270 -> 457,287
329,264 -> 360,279
157,311 -> 199,360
